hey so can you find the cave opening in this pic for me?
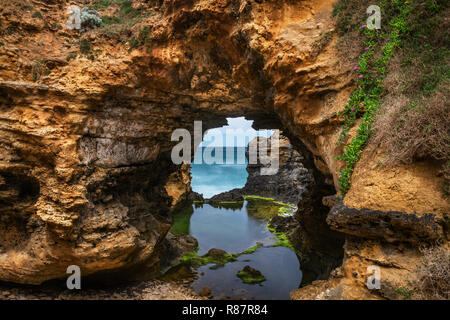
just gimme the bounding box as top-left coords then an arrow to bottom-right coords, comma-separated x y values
163,115 -> 344,299
190,117 -> 273,199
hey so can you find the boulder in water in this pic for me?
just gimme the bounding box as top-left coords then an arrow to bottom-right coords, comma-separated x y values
237,265 -> 266,284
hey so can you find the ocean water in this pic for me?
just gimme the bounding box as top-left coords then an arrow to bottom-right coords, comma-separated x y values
190,147 -> 248,199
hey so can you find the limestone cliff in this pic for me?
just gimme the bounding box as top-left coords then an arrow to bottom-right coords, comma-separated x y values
0,0 -> 448,299
209,134 -> 314,205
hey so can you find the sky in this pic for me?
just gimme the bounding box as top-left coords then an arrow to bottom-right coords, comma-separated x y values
200,117 -> 273,147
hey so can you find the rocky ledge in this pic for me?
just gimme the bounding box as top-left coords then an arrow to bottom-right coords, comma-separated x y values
209,134 -> 313,205
0,280 -> 201,300
327,202 -> 444,244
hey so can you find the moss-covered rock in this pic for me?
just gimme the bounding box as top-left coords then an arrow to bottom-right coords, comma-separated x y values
237,265 -> 266,284
182,248 -> 238,268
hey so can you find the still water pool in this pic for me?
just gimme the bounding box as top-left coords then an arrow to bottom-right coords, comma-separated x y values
170,200 -> 302,300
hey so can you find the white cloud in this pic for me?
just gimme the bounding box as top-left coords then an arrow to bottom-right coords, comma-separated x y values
200,117 -> 273,147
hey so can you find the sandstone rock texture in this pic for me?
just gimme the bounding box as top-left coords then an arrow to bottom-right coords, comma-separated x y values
0,0 -> 448,299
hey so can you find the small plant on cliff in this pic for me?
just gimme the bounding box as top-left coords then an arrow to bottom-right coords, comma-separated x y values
97,0 -> 142,28
66,52 -> 77,61
334,0 -> 450,197
394,287 -> 414,300
91,0 -> 114,11
334,0 -> 412,197
32,11 -> 43,19
79,39 -> 91,54
31,61 -> 42,82
92,0 -> 154,47
312,31 -> 333,56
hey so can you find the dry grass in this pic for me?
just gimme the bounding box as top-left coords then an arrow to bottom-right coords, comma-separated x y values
369,0 -> 450,194
334,30 -> 364,70
372,79 -> 450,163
412,245 -> 450,300
371,54 -> 450,194
332,0 -> 371,70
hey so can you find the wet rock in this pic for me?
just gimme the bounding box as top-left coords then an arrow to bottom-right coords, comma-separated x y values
322,195 -> 337,208
198,286 -> 212,298
268,215 -> 299,234
159,233 -> 199,271
237,266 -> 266,284
268,215 -> 302,251
209,189 -> 243,202
327,202 -> 443,243
210,135 -> 313,205
159,264 -> 196,283
206,248 -> 228,259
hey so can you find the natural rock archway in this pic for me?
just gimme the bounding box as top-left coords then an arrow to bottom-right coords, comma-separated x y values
0,0 -> 447,299
0,0 -> 345,285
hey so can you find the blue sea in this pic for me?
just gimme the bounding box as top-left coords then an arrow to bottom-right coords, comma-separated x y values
190,147 -> 248,198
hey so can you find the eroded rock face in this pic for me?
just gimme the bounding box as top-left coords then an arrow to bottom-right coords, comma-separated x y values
245,135 -> 313,204
0,0 -> 448,297
328,202 -> 444,244
209,134 -> 314,205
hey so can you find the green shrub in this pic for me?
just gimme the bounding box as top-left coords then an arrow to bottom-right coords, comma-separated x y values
31,62 -> 42,82
91,0 -> 114,10
80,39 -> 91,54
32,11 -> 43,19
333,0 -> 449,197
371,0 -> 450,195
394,287 -> 414,300
65,52 -> 77,61
335,0 -> 411,197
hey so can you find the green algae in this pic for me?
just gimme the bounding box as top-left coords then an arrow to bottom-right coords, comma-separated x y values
237,266 -> 266,284
182,247 -> 237,268
244,195 -> 294,219
244,195 -> 275,201
267,223 -> 296,252
181,242 -> 264,269
170,205 -> 194,235
240,242 -> 263,255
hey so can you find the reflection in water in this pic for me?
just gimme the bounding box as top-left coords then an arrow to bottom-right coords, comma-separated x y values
192,247 -> 301,300
190,202 -> 275,255
171,201 -> 302,300
181,143 -> 301,299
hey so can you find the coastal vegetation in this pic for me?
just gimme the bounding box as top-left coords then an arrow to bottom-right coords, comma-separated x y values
334,0 -> 449,196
